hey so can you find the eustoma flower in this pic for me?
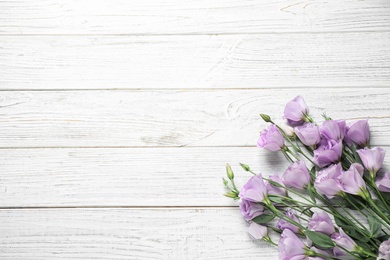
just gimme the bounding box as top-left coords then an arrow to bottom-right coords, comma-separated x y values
239,174 -> 268,203
248,222 -> 268,240
239,199 -> 265,221
295,123 -> 321,147
278,229 -> 307,259
313,139 -> 342,168
357,147 -> 386,177
282,161 -> 311,189
283,96 -> 310,126
308,211 -> 335,235
376,172 -> 390,193
320,120 -> 346,141
314,163 -> 343,198
277,209 -> 301,234
345,119 -> 370,147
331,228 -> 357,258
265,173 -> 287,197
338,163 -> 367,197
257,124 -> 285,152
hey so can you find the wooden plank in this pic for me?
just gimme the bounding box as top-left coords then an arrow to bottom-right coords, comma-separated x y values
0,208 -> 277,259
0,0 -> 389,35
1,147 -> 389,207
0,89 -> 389,148
0,147 -> 285,207
0,34 -> 389,89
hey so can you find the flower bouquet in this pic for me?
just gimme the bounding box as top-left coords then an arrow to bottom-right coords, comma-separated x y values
223,96 -> 390,260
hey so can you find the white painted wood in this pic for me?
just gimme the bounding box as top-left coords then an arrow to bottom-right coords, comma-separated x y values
0,0 -> 389,35
0,89 -> 389,148
1,34 -> 389,89
0,147 -> 388,207
0,147 -> 288,207
0,208 -> 278,259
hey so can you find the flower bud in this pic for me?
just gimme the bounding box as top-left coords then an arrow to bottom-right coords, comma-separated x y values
239,163 -> 251,172
226,163 -> 234,180
260,113 -> 272,123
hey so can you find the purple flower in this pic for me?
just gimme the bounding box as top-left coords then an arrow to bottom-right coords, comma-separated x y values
331,228 -> 357,258
314,163 -> 343,198
320,120 -> 346,141
277,209 -> 301,234
279,229 -> 306,260
239,174 -> 268,202
248,222 -> 268,240
283,96 -> 309,126
265,173 -> 287,197
357,147 -> 386,177
308,211 -> 335,235
295,123 -> 321,147
338,163 -> 366,196
239,199 -> 265,221
313,139 -> 342,168
378,238 -> 390,260
345,119 -> 370,147
376,172 -> 390,193
282,161 -> 311,189
257,124 -> 285,152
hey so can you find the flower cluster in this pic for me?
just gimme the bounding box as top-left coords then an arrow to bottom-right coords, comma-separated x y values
223,96 -> 390,260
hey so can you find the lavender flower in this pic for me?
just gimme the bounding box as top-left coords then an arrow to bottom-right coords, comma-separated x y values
313,139 -> 342,168
239,174 -> 268,203
265,173 -> 287,197
283,96 -> 309,126
282,161 -> 311,189
314,163 -> 343,198
257,124 -> 285,152
278,229 -> 306,260
295,123 -> 321,147
378,238 -> 390,260
277,209 -> 301,234
239,199 -> 265,221
357,147 -> 386,177
338,163 -> 367,196
320,120 -> 346,141
308,211 -> 335,235
331,228 -> 357,258
376,172 -> 390,193
345,119 -> 370,147
248,222 -> 268,240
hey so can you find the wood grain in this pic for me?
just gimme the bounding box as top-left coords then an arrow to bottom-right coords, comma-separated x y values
0,0 -> 389,35
0,208 -> 277,259
1,146 -> 388,207
1,33 -> 389,89
0,89 -> 389,148
0,147 -> 286,207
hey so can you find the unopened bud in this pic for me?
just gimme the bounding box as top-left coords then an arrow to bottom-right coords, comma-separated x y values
222,178 -> 229,186
226,163 -> 234,180
260,114 -> 272,123
224,191 -> 238,199
239,163 -> 251,172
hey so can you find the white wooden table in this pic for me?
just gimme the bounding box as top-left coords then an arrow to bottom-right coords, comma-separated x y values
1,1 -> 389,259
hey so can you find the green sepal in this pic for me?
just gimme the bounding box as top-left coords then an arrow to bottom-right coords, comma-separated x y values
304,230 -> 335,249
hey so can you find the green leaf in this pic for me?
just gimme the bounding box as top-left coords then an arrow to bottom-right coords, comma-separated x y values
334,215 -> 369,242
304,230 -> 335,249
268,195 -> 284,204
252,213 -> 276,224
368,215 -> 381,238
378,234 -> 390,242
